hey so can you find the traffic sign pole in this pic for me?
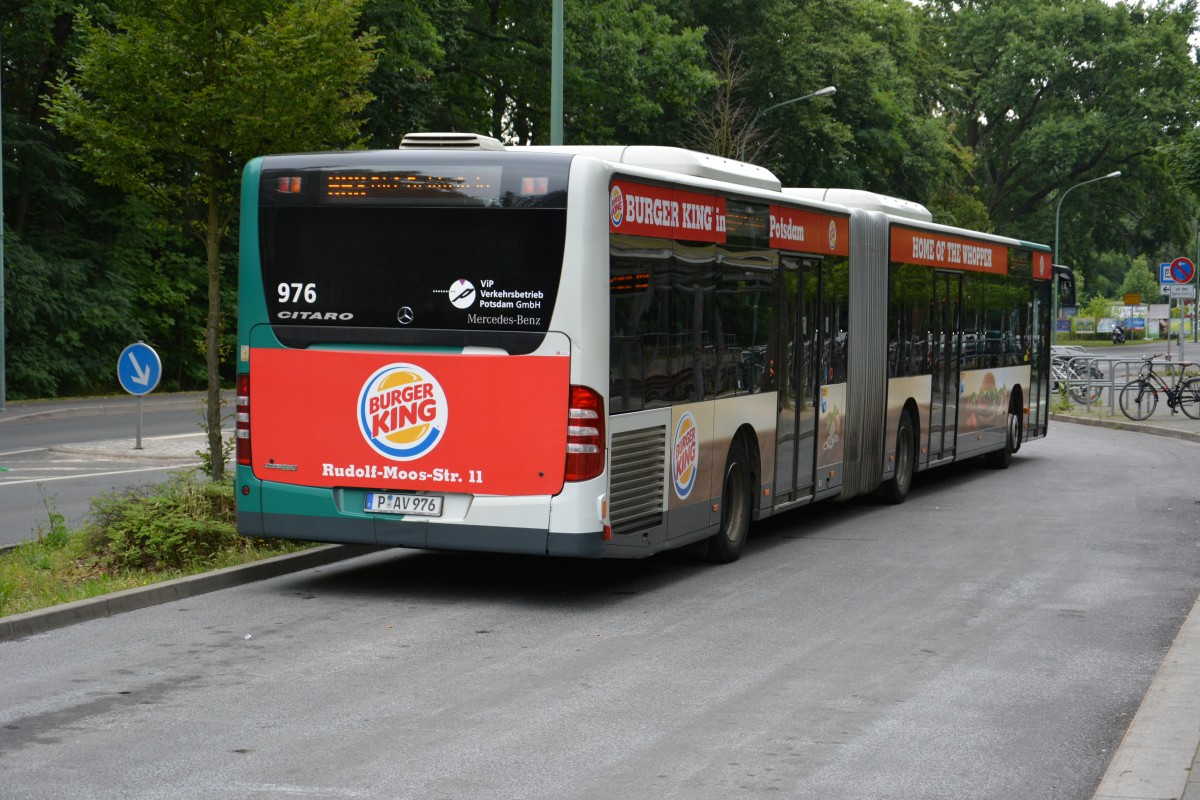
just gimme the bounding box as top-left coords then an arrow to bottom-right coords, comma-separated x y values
1160,259 -> 1196,363
1174,259 -> 1196,364
117,341 -> 162,450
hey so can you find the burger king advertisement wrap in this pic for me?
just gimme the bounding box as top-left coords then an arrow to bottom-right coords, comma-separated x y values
960,366 -> 1028,436
249,348 -> 571,495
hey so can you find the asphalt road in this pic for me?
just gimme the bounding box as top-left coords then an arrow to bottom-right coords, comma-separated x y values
2,421 -> 1198,799
0,394 -> 216,545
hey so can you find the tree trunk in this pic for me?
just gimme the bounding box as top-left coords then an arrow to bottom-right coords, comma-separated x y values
205,190 -> 224,482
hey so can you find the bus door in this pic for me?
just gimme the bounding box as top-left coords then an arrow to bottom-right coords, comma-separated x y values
774,256 -> 818,502
928,271 -> 963,462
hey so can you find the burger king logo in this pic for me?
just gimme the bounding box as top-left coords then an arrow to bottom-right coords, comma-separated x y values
672,411 -> 699,499
610,185 -> 625,227
358,364 -> 448,461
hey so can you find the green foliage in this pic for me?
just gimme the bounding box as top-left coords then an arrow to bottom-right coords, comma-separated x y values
1083,252 -> 1133,301
82,473 -> 243,571
1081,295 -> 1120,320
563,0 -> 715,144
418,0 -> 714,146
6,0 -> 1200,403
359,0 -> 452,147
46,0 -> 378,479
195,394 -> 234,480
49,0 -> 378,237
1052,382 -> 1074,413
0,475 -> 308,617
36,487 -> 72,550
922,0 -> 1199,260
1119,255 -> 1160,300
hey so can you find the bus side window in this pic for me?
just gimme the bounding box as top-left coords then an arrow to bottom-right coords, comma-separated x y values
610,244 -> 671,413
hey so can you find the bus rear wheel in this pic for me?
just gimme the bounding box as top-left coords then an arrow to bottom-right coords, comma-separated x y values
984,401 -> 1021,469
706,439 -> 751,564
880,410 -> 915,504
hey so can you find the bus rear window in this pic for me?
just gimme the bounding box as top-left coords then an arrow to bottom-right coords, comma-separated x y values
259,206 -> 564,335
256,153 -> 570,341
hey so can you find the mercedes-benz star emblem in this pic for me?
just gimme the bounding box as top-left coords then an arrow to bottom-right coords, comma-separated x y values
397,306 -> 415,325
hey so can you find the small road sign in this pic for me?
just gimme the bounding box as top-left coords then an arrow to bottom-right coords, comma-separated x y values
1170,257 -> 1196,284
1170,284 -> 1196,299
117,342 -> 162,396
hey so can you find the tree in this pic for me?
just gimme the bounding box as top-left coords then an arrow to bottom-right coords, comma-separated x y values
1,0 -> 160,398
48,0 -> 377,479
359,0 -> 461,148
686,32 -> 763,160
1118,255 -> 1160,301
422,0 -> 713,146
922,0 -> 1200,256
681,0 -> 976,224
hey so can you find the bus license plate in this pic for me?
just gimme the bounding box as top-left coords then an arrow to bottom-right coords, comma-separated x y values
364,493 -> 443,517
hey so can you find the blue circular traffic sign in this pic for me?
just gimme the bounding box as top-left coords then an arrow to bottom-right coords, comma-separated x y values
1170,257 -> 1195,284
117,342 -> 162,396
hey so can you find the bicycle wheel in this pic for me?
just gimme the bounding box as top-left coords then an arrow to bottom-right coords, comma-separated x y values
1064,366 -> 1101,405
1118,379 -> 1157,421
1179,377 -> 1200,420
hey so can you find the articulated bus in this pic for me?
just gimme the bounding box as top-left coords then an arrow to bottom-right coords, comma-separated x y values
235,132 -> 1060,562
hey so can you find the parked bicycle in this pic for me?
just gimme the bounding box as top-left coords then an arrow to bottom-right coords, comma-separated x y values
1117,354 -> 1200,421
1051,352 -> 1103,405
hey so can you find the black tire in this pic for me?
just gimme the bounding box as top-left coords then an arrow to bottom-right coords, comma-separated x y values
984,401 -> 1020,469
880,410 -> 915,504
706,439 -> 752,564
1180,378 -> 1200,420
1118,379 -> 1156,421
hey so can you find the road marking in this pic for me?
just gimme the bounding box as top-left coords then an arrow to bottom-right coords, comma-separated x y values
0,462 -> 201,488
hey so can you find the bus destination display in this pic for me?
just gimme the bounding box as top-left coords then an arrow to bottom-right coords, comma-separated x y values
323,167 -> 504,204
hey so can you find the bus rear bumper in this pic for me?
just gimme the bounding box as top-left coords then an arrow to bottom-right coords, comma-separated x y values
240,511 -> 605,558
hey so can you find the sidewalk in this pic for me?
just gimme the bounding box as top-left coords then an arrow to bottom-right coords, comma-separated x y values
1049,411 -> 1200,800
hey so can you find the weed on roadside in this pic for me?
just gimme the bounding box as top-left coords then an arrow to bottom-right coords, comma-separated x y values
0,472 -> 308,618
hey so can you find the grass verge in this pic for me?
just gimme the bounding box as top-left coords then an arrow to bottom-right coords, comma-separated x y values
0,472 -> 310,618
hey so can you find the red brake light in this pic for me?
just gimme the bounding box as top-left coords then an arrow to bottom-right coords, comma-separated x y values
236,373 -> 251,467
565,385 -> 605,482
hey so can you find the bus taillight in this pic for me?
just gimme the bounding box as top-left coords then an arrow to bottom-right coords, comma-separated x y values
565,385 -> 605,482
236,373 -> 251,467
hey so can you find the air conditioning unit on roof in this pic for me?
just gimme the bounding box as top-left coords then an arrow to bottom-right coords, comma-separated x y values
399,132 -> 507,151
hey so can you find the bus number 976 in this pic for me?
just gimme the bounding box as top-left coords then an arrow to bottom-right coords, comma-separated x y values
278,282 -> 317,304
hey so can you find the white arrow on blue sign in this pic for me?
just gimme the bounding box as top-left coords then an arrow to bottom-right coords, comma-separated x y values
117,342 -> 162,396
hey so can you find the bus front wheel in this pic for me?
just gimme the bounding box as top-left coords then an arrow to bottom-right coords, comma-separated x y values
706,439 -> 751,564
984,401 -> 1021,469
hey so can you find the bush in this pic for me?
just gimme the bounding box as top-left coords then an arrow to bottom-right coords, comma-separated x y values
83,473 -> 243,571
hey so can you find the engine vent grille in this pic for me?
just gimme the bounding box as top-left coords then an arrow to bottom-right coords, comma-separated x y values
609,426 -> 666,535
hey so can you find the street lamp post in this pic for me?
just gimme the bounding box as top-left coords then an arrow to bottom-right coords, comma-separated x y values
1052,170 -> 1122,343
741,86 -> 836,161
551,0 -> 563,145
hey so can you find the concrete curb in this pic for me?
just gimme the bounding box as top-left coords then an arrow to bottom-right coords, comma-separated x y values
0,544 -> 380,643
1093,596 -> 1200,799
49,434 -> 212,462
